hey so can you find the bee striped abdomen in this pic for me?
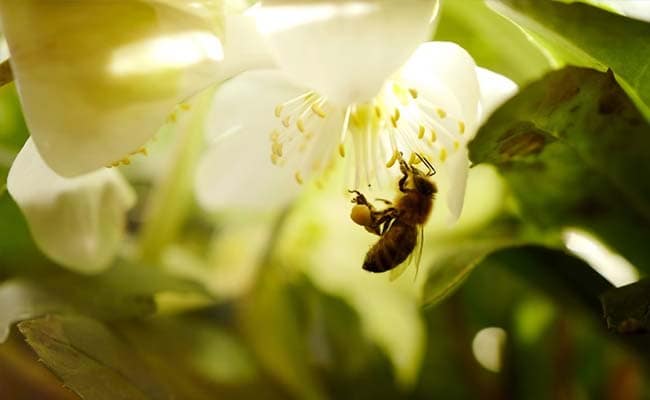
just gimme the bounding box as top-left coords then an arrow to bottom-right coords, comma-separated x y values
363,221 -> 418,273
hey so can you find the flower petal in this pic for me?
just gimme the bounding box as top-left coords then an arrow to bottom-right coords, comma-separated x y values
399,41 -> 481,129
598,0 -> 650,22
7,139 -> 136,273
255,0 -> 439,105
445,147 -> 470,222
0,1 -> 270,177
475,66 -> 518,129
196,70 -> 306,210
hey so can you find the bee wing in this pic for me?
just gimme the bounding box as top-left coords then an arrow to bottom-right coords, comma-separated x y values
389,226 -> 424,282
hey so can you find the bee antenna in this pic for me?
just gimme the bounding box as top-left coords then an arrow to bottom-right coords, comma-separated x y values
415,153 -> 436,176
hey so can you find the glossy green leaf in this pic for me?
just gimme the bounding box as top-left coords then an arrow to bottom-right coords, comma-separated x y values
601,279 -> 650,334
470,67 -> 650,272
18,314 -> 169,400
435,0 -> 550,83
487,0 -> 650,115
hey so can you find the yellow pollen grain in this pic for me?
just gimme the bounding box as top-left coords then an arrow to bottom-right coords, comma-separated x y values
282,116 -> 291,128
386,150 -> 399,168
338,143 -> 346,158
418,125 -> 425,139
431,129 -> 437,142
440,148 -> 448,162
436,108 -> 447,119
311,103 -> 326,118
274,104 -> 283,118
297,118 -> 306,133
408,88 -> 418,99
294,171 -> 304,185
374,106 -> 382,118
458,121 -> 466,134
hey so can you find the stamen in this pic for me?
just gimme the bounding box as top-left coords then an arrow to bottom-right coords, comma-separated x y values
453,141 -> 460,151
440,148 -> 448,162
374,105 -> 382,118
297,118 -> 306,133
294,171 -> 304,185
458,121 -> 466,134
311,102 -> 326,118
339,105 -> 353,158
418,125 -> 425,139
282,115 -> 291,128
431,129 -> 437,142
386,149 -> 400,168
436,108 -> 447,119
274,104 -> 283,118
408,88 -> 418,99
339,143 -> 346,157
409,152 -> 419,165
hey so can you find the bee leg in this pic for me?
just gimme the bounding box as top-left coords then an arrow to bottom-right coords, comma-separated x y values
348,190 -> 371,206
373,208 -> 399,235
375,198 -> 393,205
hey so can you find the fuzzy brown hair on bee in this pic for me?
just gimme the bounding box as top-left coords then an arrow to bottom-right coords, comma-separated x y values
349,154 -> 437,277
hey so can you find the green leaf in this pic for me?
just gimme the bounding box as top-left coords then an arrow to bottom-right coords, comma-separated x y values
486,0 -> 650,116
600,279 -> 650,334
422,240 -> 513,306
470,67 -> 650,272
435,0 -> 550,83
18,314 -> 170,400
0,262 -> 209,342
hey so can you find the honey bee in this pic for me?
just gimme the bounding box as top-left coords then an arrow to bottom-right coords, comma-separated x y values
349,154 -> 437,279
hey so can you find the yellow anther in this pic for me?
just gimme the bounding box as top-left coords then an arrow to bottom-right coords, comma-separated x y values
390,116 -> 398,128
338,143 -> 346,158
454,141 -> 460,151
458,121 -> 466,134
282,116 -> 291,128
167,113 -> 177,123
393,108 -> 401,123
408,88 -> 418,99
180,103 -> 191,111
294,171 -> 304,185
130,147 -> 148,157
440,148 -> 448,162
436,108 -> 447,119
418,125 -> 425,139
274,104 -> 283,118
297,118 -> 306,133
270,130 -> 280,140
271,153 -> 281,165
311,103 -> 326,118
272,142 -> 283,157
431,129 -> 437,142
374,106 -> 382,118
386,150 -> 399,168
409,152 -> 420,165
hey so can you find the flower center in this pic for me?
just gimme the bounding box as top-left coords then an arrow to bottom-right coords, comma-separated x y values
270,80 -> 467,189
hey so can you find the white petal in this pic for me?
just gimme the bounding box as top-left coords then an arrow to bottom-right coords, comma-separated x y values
445,148 -> 469,222
7,139 -> 136,273
255,0 -> 439,105
0,1 -> 270,177
598,0 -> 650,22
400,42 -> 481,129
196,70 -> 306,210
475,67 -> 518,129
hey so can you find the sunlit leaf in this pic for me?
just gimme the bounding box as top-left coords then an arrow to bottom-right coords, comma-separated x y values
487,0 -> 650,116
470,67 -> 650,272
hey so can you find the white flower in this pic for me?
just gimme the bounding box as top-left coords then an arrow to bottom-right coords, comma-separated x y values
7,140 -> 136,273
595,0 -> 650,22
0,0 -> 272,177
0,1 -> 273,271
196,1 -> 517,220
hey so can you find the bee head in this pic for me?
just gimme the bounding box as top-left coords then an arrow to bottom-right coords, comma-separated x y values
413,175 -> 437,196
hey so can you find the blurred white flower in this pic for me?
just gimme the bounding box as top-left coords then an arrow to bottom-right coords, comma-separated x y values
7,140 -> 136,273
0,0 -> 271,177
196,36 -> 517,220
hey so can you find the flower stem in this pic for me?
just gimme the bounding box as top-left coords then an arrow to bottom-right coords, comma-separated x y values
137,89 -> 213,263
